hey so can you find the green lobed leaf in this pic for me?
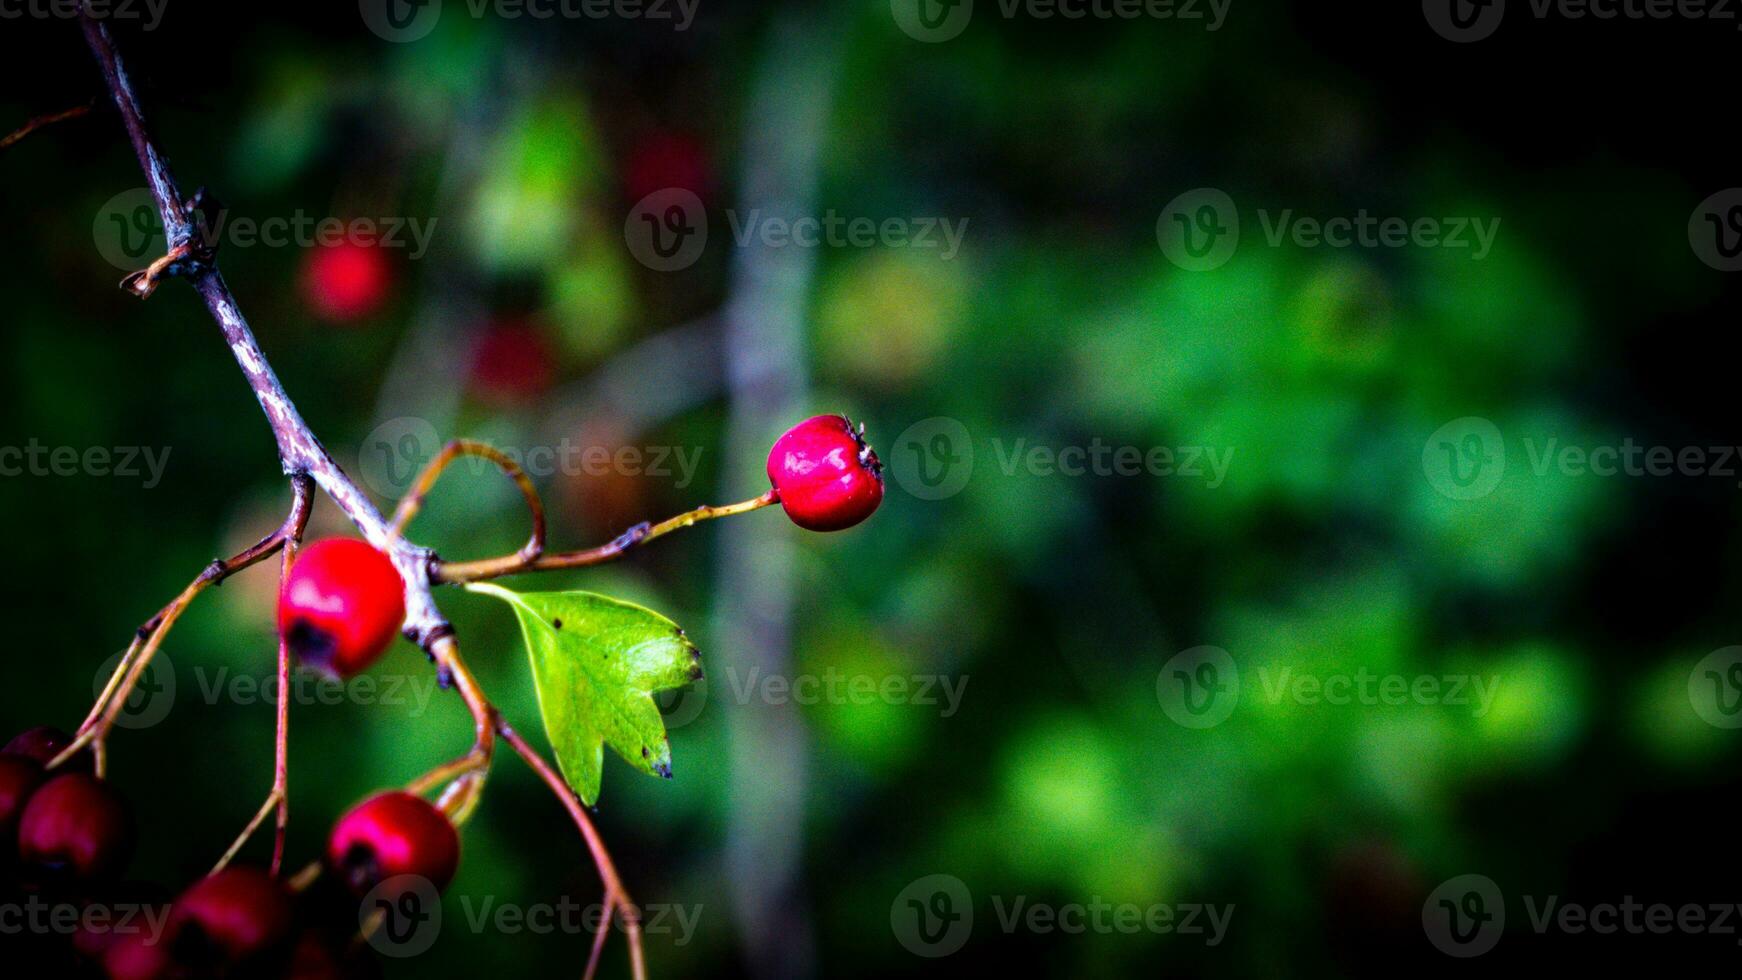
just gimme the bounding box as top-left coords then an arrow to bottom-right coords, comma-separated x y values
468,583 -> 701,805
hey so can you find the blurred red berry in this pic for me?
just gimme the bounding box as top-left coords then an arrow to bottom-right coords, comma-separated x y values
278,538 -> 406,678
102,928 -> 173,980
165,867 -> 295,969
766,414 -> 884,531
624,130 -> 710,204
300,240 -> 391,323
327,791 -> 459,895
17,772 -> 133,882
0,754 -> 45,847
467,321 -> 555,407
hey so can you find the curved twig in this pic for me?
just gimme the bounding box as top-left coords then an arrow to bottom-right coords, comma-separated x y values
390,438 -> 547,567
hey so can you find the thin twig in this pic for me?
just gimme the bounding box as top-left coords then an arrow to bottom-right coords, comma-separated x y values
211,476 -> 313,875
0,102 -> 92,151
434,490 -> 778,585
56,477 -> 315,773
499,721 -> 646,980
74,10 -> 680,974
391,439 -> 547,563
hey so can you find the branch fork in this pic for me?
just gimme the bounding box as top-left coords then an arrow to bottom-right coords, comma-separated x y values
60,10 -> 781,978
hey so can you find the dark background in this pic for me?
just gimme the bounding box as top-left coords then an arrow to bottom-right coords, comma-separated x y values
5,0 -> 1742,975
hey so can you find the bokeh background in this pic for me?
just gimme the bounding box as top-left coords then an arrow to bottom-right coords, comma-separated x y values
5,0 -> 1742,975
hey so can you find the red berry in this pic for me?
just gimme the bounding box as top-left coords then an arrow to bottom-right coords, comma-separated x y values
327,791 -> 459,895
102,929 -> 173,980
624,129 -> 711,204
74,881 -> 173,963
467,320 -> 555,408
164,867 -> 294,970
278,539 -> 406,678
4,725 -> 94,773
17,773 -> 133,882
300,240 -> 391,323
766,414 -> 885,531
0,754 -> 45,846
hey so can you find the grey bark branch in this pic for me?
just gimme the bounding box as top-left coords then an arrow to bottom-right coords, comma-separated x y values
79,15 -> 449,647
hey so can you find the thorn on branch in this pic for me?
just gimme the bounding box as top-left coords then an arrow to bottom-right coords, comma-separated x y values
118,189 -> 222,299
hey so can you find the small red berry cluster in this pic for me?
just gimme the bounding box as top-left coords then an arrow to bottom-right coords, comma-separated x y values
1,415 -> 884,975
1,727 -> 458,978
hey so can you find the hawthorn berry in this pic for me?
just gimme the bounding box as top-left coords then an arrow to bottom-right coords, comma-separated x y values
4,725 -> 94,773
326,791 -> 459,895
467,319 -> 555,408
624,129 -> 711,204
162,866 -> 296,971
102,927 -> 173,980
300,239 -> 391,324
0,754 -> 45,846
17,772 -> 133,882
278,538 -> 407,678
766,414 -> 884,531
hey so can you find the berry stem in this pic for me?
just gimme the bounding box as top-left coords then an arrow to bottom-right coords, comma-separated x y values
498,720 -> 647,980
57,476 -> 315,774
77,11 -> 645,973
433,489 -> 780,585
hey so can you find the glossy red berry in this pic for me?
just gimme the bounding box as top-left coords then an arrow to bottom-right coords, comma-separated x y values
164,867 -> 295,970
278,538 -> 406,678
766,414 -> 884,531
327,791 -> 460,895
0,754 -> 45,846
4,725 -> 94,773
301,239 -> 391,324
17,772 -> 133,882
